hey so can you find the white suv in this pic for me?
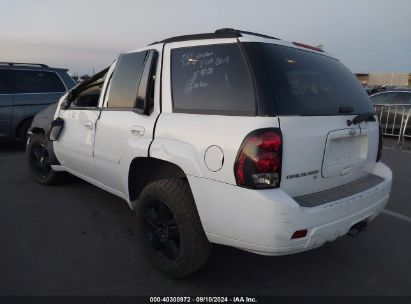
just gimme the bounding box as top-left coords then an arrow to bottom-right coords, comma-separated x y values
27,29 -> 392,278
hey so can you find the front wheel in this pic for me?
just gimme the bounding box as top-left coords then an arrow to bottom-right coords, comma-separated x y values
136,179 -> 211,278
26,134 -> 63,185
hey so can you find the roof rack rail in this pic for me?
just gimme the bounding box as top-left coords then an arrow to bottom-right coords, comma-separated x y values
148,28 -> 280,46
149,30 -> 241,45
0,62 -> 49,68
215,28 -> 280,40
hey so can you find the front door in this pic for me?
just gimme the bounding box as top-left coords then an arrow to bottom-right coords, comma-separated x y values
53,71 -> 107,179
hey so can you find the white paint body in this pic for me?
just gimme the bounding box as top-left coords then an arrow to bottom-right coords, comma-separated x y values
52,35 -> 392,255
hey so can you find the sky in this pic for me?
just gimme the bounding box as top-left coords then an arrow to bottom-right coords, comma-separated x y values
1,0 -> 410,75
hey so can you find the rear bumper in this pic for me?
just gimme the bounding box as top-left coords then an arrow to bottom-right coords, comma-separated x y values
188,162 -> 392,255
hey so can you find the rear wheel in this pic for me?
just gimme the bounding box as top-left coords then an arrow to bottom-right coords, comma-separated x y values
27,134 -> 63,185
136,179 -> 211,278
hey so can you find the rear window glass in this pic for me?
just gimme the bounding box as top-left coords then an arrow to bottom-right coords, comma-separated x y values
171,44 -> 255,115
244,43 -> 374,116
13,70 -> 66,94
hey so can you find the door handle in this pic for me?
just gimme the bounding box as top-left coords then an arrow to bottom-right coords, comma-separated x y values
131,125 -> 145,136
85,121 -> 94,130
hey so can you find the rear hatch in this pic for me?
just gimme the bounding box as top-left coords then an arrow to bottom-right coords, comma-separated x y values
244,42 -> 379,197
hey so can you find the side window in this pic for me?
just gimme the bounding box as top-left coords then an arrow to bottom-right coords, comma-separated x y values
396,92 -> 411,105
13,70 -> 66,93
69,73 -> 107,109
171,44 -> 255,115
107,51 -> 148,108
370,92 -> 396,105
71,85 -> 102,108
0,70 -> 13,94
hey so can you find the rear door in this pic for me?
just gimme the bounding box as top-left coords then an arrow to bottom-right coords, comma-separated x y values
93,49 -> 159,194
245,43 -> 379,197
0,69 -> 13,137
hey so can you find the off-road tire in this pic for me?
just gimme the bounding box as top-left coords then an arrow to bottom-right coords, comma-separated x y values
136,179 -> 211,278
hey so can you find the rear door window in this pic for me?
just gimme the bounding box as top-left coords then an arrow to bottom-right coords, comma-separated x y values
107,51 -> 148,108
13,70 -> 66,93
171,44 -> 255,115
244,43 -> 374,116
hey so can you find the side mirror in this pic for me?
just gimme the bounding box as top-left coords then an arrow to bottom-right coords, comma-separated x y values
47,118 -> 64,141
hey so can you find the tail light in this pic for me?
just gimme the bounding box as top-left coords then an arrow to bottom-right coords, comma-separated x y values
234,128 -> 282,189
377,124 -> 382,162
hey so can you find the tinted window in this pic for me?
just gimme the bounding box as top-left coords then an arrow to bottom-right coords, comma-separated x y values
370,92 -> 397,105
107,51 -> 148,108
0,70 -> 13,94
396,92 -> 411,104
245,43 -> 374,116
13,70 -> 66,93
171,44 -> 255,115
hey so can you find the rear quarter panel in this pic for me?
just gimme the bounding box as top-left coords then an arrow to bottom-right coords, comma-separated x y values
151,113 -> 279,184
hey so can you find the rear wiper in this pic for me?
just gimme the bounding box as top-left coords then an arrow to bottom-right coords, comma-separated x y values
347,112 -> 376,126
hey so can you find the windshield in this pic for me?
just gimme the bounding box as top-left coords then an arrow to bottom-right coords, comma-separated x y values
244,43 -> 374,116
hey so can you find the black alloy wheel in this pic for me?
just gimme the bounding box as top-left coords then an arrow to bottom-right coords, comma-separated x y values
143,200 -> 181,260
136,179 -> 211,278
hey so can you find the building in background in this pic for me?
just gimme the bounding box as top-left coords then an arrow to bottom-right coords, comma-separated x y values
356,73 -> 411,87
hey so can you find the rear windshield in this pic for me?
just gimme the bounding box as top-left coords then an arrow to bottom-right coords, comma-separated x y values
244,43 -> 374,116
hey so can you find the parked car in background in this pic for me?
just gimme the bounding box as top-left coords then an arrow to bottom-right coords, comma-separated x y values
0,62 -> 75,142
370,89 -> 411,137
